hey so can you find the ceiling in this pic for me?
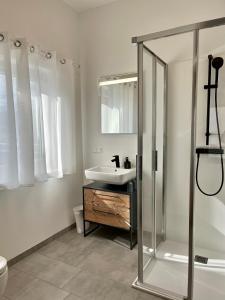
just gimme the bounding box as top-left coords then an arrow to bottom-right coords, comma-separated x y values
64,0 -> 118,12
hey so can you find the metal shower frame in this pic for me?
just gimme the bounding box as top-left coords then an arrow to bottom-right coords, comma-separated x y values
132,17 -> 225,300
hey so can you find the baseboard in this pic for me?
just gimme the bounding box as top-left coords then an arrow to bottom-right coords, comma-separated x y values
8,223 -> 76,267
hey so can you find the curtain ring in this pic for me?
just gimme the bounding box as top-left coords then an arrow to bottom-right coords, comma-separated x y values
60,58 -> 66,64
0,34 -> 4,42
14,40 -> 22,47
30,45 -> 35,53
46,52 -> 52,59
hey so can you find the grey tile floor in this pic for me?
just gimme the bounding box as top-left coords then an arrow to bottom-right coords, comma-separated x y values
1,228 -> 162,300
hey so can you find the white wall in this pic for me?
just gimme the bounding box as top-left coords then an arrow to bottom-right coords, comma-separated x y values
80,0 -> 225,169
0,0 -> 83,260
80,0 -> 225,251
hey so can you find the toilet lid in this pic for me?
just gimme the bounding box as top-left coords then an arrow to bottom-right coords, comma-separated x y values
0,256 -> 7,275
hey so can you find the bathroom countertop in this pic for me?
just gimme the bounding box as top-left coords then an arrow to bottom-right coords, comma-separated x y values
83,180 -> 136,195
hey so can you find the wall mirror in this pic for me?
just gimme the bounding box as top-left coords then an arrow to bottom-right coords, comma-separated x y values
99,73 -> 138,134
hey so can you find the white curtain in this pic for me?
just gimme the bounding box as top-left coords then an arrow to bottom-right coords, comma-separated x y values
28,46 -> 47,181
0,33 -> 76,189
57,60 -> 76,174
0,35 -> 18,188
101,82 -> 137,134
39,51 -> 63,178
11,39 -> 35,186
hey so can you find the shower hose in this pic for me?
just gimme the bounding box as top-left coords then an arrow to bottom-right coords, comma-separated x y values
196,87 -> 224,196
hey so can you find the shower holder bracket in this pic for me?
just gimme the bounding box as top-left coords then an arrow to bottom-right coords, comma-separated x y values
204,84 -> 218,89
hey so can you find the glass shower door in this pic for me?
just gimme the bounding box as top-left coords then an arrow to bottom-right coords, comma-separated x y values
137,43 -> 168,289
141,45 -> 153,271
142,49 -> 166,261
136,32 -> 194,300
141,46 -> 168,282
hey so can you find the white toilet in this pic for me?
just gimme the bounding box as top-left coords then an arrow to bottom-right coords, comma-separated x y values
0,256 -> 8,296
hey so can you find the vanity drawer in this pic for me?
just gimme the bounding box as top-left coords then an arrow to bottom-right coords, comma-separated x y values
84,188 -> 130,230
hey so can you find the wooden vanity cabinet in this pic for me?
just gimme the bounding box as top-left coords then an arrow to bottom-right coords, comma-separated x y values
83,181 -> 137,249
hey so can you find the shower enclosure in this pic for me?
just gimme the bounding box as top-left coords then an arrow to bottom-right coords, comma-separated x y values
133,17 -> 225,300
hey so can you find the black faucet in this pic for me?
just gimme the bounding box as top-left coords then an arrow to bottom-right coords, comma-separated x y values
111,155 -> 120,168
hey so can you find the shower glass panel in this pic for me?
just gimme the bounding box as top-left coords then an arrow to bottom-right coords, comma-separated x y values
136,32 -> 195,300
193,25 -> 225,300
141,47 -> 166,276
133,18 -> 225,300
134,17 -> 225,300
155,61 -> 166,242
142,47 -> 153,269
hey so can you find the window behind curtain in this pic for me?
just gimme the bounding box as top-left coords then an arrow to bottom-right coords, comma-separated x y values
0,34 -> 76,189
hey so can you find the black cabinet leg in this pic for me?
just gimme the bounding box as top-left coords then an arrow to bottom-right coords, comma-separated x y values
84,223 -> 100,237
130,229 -> 133,250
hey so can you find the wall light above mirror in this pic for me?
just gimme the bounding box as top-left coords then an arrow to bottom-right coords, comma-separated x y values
99,73 -> 137,134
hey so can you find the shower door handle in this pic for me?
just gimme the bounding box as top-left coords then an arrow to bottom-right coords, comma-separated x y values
153,150 -> 158,171
136,155 -> 142,181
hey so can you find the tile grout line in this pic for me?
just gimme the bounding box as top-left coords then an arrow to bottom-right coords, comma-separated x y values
10,252 -> 83,297
8,224 -> 76,267
5,228 -> 141,300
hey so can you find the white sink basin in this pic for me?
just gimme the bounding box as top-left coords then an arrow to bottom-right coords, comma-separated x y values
85,166 -> 136,185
